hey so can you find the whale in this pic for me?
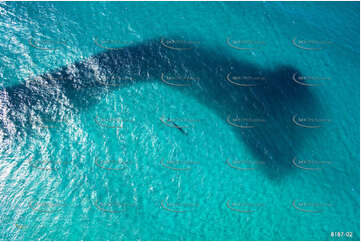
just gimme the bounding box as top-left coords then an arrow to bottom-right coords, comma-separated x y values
0,36 -> 322,179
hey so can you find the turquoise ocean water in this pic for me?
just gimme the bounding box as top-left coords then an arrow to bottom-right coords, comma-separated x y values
0,1 -> 359,241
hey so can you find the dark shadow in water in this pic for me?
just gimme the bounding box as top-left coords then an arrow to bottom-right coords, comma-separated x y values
0,37 -> 322,180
